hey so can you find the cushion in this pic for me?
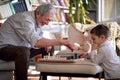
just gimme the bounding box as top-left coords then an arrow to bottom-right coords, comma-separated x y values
36,59 -> 103,75
0,60 -> 15,70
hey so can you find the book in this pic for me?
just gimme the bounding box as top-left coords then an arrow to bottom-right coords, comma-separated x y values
25,0 -> 32,11
0,3 -> 13,19
38,0 -> 51,5
0,0 -> 11,5
50,0 -> 60,6
0,12 -> 2,19
64,0 -> 69,7
12,1 -> 27,13
57,0 -> 66,7
54,8 -> 61,22
9,2 -> 16,14
60,11 -> 66,22
29,0 -> 39,4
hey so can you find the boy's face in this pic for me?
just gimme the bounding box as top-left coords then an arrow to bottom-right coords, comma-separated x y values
91,33 -> 105,46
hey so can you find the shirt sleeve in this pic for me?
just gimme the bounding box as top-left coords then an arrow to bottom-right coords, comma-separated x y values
88,49 -> 105,64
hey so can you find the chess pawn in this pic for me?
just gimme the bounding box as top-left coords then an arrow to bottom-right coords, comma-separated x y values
34,54 -> 42,62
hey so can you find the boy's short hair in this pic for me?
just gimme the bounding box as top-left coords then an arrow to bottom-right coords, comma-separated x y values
90,24 -> 110,38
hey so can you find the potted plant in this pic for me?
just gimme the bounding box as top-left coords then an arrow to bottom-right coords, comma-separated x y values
69,0 -> 96,24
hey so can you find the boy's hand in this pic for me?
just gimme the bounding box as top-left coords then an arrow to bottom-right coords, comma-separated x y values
79,52 -> 88,58
74,43 -> 81,50
92,43 -> 98,50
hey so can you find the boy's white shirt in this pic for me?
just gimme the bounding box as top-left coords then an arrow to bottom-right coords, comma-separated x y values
88,40 -> 120,79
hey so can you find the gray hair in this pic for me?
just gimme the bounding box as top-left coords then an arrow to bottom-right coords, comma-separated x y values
35,3 -> 56,16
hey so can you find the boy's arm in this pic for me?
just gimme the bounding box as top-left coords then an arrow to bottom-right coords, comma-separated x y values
79,43 -> 97,58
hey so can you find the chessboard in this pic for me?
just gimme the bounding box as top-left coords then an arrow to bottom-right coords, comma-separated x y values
38,55 -> 75,63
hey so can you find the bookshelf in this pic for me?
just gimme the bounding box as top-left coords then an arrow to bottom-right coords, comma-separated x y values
0,0 -> 27,24
0,0 -> 98,24
26,0 -> 70,23
0,3 -> 13,19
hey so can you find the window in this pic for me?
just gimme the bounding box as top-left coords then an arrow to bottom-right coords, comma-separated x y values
98,0 -> 120,22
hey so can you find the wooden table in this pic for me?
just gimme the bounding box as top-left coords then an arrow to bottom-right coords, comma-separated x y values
36,59 -> 104,80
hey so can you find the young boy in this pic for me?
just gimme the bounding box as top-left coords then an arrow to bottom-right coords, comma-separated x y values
81,24 -> 120,80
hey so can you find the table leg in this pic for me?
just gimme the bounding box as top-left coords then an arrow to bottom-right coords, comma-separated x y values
39,73 -> 47,80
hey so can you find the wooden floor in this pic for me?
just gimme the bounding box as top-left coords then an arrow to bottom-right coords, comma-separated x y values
28,76 -> 105,80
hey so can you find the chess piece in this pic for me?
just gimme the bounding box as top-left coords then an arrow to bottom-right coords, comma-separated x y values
34,54 -> 42,62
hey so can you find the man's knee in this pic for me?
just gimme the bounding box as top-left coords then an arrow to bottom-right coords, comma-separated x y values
16,46 -> 30,59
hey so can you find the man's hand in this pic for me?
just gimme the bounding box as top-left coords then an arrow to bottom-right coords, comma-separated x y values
45,46 -> 52,52
61,39 -> 78,51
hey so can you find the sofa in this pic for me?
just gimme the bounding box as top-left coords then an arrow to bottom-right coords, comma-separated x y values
0,60 -> 15,80
0,24 -> 15,80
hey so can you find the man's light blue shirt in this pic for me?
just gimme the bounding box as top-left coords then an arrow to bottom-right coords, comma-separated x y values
0,11 -> 43,48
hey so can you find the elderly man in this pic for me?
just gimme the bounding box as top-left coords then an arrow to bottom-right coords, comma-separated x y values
0,3 -> 76,80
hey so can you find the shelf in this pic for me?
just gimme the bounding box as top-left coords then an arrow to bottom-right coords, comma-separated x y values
49,22 -> 68,25
88,9 -> 96,11
0,19 -> 6,23
54,5 -> 69,10
0,0 -> 11,5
